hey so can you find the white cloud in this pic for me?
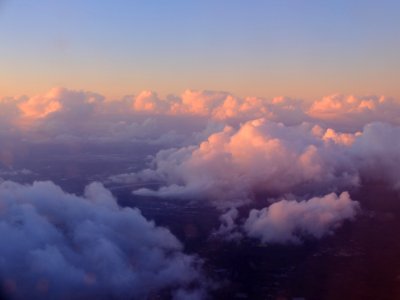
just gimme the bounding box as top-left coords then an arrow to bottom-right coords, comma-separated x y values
308,94 -> 400,131
244,192 -> 359,244
0,180 -> 204,299
130,119 -> 359,209
350,122 -> 400,189
3,88 -> 400,147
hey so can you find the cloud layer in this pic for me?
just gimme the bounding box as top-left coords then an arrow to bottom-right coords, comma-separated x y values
2,88 -> 400,146
0,181 -> 204,299
3,87 -> 400,247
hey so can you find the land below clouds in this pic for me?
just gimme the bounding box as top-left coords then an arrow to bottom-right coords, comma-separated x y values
2,153 -> 400,300
114,181 -> 400,300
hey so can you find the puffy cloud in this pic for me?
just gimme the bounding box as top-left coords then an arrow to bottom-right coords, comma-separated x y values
131,90 -> 170,113
4,88 -> 400,197
308,94 -> 400,131
18,88 -> 104,120
126,90 -> 400,131
128,89 -> 308,125
212,95 -> 309,125
4,88 -> 400,148
3,87 -> 400,251
0,181 -> 204,299
114,120 -> 400,246
126,118 -> 400,210
350,122 -> 400,189
130,119 -> 359,209
244,192 -> 359,244
18,90 -> 62,119
0,90 -> 208,148
180,90 -> 231,116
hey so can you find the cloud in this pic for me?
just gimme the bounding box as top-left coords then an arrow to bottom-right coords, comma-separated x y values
131,90 -> 170,113
3,88 -> 400,148
1,88 -> 216,148
130,119 -> 359,209
125,118 -> 400,208
123,90 -> 400,131
18,88 -> 104,120
119,120 -> 400,245
0,181 -> 204,299
243,192 -> 359,244
18,89 -> 63,119
350,122 -> 400,189
308,94 -> 400,131
128,89 -> 309,125
212,208 -> 243,241
2,87 -> 400,252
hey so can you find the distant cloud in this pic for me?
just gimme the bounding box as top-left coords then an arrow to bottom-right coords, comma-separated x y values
129,89 -> 309,125
244,192 -> 359,244
308,94 -> 400,131
2,88 -> 400,145
18,88 -> 63,118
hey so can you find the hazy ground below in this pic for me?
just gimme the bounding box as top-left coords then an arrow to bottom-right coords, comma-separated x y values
1,142 -> 400,300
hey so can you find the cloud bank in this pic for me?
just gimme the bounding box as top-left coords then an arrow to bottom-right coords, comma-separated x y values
3,87 -> 400,246
0,181 -> 204,299
2,88 -> 400,146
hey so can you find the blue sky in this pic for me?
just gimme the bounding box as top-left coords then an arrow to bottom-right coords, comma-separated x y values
1,0 -> 400,99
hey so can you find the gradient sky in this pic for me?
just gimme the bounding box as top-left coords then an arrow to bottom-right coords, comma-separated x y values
1,0 -> 400,99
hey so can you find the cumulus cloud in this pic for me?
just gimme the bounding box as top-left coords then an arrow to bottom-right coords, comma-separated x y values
1,88 -> 301,143
244,192 -> 359,244
129,119 -> 359,209
0,181 -> 204,299
3,88 -> 400,147
3,87 -> 400,247
212,193 -> 359,245
112,119 -> 400,245
124,117 -> 400,206
131,90 -> 171,113
128,89 -> 309,125
2,88 -> 218,147
18,88 -> 104,120
18,90 -> 62,119
308,94 -> 400,131
118,90 -> 400,131
350,122 -> 400,189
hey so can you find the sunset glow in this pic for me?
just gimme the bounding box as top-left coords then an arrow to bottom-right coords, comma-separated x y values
1,1 -> 400,299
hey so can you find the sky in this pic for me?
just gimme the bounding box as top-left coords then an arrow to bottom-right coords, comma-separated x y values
2,2 -> 400,298
1,0 -> 400,99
